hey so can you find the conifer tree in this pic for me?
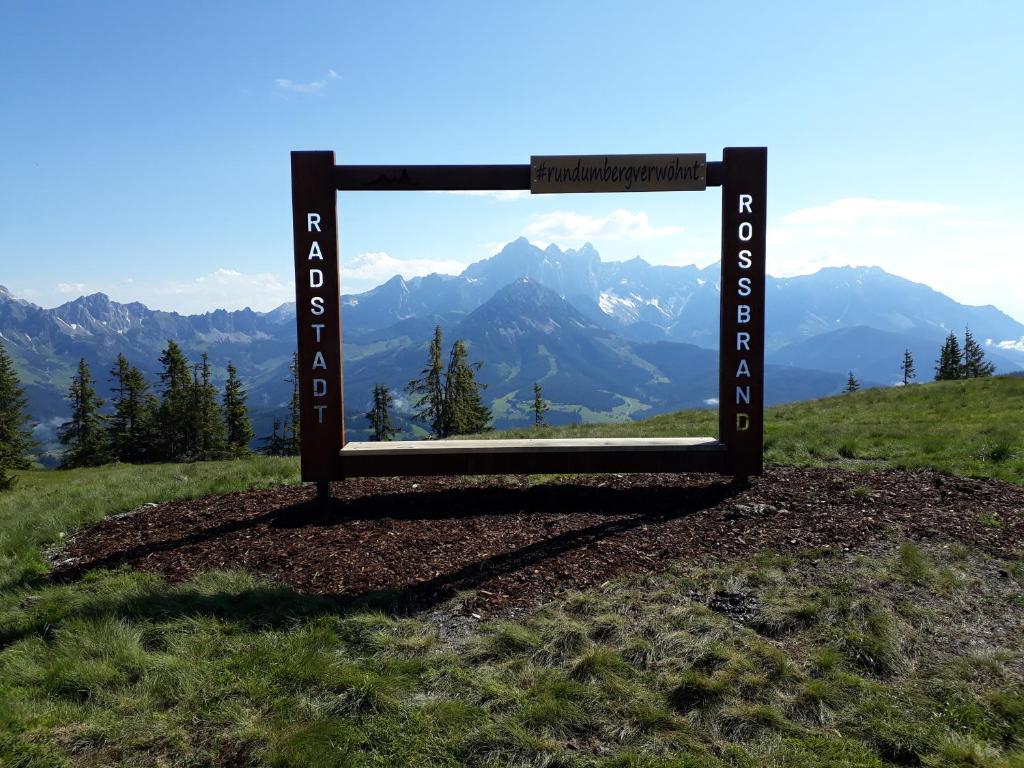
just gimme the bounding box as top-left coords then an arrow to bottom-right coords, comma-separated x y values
58,358 -> 109,467
108,353 -> 157,463
935,332 -> 963,381
441,340 -> 491,436
962,327 -> 995,378
901,349 -> 916,386
845,371 -> 860,393
532,382 -> 549,427
193,353 -> 227,460
365,384 -> 399,441
223,362 -> 254,454
0,340 -> 35,489
407,325 -> 446,437
157,340 -> 193,459
286,351 -> 301,455
260,416 -> 289,456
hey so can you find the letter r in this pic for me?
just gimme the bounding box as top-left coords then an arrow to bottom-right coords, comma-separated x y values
307,213 -> 321,232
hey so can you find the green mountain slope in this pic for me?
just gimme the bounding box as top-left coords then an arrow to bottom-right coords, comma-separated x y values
487,376 -> 1024,484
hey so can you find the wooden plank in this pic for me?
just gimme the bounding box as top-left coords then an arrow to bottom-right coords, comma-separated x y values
718,147 -> 767,477
531,154 -> 706,193
338,438 -> 727,478
291,151 -> 345,482
334,164 -> 530,191
344,437 -> 722,455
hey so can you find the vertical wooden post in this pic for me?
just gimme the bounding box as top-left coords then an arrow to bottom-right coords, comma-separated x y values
291,151 -> 344,486
718,147 -> 767,476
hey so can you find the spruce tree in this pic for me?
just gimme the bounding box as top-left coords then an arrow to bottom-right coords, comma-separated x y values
108,353 -> 156,463
260,416 -> 289,456
845,371 -> 860,393
901,349 -> 916,386
193,353 -> 227,460
286,351 -> 301,455
223,362 -> 254,454
441,340 -> 491,436
962,327 -> 995,378
0,340 -> 35,489
407,325 -> 446,437
365,384 -> 399,441
935,332 -> 963,381
532,382 -> 549,427
58,358 -> 109,468
157,340 -> 193,459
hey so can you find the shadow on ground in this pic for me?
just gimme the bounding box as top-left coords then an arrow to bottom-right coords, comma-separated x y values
42,478 -> 746,621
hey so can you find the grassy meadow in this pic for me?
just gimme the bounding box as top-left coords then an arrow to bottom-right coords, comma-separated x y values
493,376 -> 1024,485
1,378 -> 1022,766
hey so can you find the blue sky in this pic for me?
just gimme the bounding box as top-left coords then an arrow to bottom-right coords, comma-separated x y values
2,1 -> 1023,323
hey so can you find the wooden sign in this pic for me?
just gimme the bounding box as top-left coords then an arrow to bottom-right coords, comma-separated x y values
531,153 -> 706,194
290,151 -> 345,487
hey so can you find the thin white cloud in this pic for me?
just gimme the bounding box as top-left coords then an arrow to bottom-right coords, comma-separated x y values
438,190 -> 530,201
343,252 -> 468,292
274,69 -> 340,94
995,337 -> 1024,353
765,197 -> 1024,322
154,268 -> 294,313
782,197 -> 958,225
659,250 -> 717,268
524,209 -> 682,243
32,269 -> 295,314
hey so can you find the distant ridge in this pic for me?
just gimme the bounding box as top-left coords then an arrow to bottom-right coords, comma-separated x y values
1,239 -> 1021,455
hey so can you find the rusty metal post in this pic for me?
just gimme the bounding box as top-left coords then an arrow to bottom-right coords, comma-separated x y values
718,147 -> 767,477
291,151 -> 345,484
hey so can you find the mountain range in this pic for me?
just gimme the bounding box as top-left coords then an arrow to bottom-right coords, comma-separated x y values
2,237 -> 1022,458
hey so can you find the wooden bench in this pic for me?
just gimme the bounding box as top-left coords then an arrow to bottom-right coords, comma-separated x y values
339,437 -> 727,477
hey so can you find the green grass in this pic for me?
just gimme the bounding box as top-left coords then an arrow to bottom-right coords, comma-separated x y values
2,531 -> 1021,766
1,379 -> 1023,765
488,377 -> 1024,484
0,457 -> 299,589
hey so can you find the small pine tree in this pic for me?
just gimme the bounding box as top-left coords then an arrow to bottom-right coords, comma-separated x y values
0,339 -> 36,489
108,353 -> 157,463
157,340 -> 193,460
901,349 -> 916,386
192,353 -> 227,460
407,325 -> 446,438
58,358 -> 109,467
286,351 -> 301,455
441,340 -> 491,436
223,362 -> 254,454
260,416 -> 289,456
365,384 -> 399,441
935,332 -> 963,381
532,382 -> 549,427
962,327 -> 995,378
845,371 -> 860,393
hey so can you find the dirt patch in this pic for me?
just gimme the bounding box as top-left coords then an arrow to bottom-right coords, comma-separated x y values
51,468 -> 1024,616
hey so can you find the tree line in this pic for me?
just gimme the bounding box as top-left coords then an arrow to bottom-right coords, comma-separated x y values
56,341 -> 257,468
364,325 -> 552,441
365,325 -> 494,441
2,321 -> 998,485
844,327 -> 995,393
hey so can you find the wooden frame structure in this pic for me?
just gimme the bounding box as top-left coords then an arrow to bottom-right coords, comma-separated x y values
291,149 -> 766,496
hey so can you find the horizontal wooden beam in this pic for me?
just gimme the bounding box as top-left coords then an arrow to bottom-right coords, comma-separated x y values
334,161 -> 724,191
338,437 -> 727,477
335,165 -> 531,191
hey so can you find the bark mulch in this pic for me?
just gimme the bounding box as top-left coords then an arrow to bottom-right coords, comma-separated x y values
51,468 -> 1024,616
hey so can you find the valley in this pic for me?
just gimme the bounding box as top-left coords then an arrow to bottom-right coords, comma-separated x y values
2,239 -> 1022,457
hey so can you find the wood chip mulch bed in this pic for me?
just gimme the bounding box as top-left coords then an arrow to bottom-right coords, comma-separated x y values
51,468 -> 1024,616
